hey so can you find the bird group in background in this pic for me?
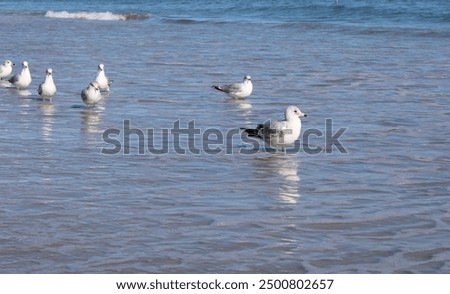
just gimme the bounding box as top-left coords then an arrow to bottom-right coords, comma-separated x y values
1,59 -> 110,107
2,58 -> 307,151
81,63 -> 111,107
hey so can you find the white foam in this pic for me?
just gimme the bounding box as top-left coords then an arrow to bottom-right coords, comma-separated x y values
45,10 -> 128,21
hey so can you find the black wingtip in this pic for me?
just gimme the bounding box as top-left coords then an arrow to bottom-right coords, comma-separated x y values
243,128 -> 258,137
212,85 -> 223,92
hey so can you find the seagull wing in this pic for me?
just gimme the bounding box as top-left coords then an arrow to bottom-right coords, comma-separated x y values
221,82 -> 244,93
8,74 -> 19,84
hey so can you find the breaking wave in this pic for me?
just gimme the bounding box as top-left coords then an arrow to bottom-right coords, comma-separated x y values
45,10 -> 148,21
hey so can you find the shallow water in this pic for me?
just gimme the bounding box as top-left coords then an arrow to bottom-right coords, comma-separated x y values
0,0 -> 450,273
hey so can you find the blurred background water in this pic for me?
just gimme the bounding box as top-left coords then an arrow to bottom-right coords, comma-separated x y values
0,0 -> 449,273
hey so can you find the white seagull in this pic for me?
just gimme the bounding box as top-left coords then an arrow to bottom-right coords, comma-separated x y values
0,60 -> 14,80
212,75 -> 253,99
81,81 -> 102,107
243,105 -> 307,151
38,68 -> 57,99
95,63 -> 111,93
9,61 -> 32,90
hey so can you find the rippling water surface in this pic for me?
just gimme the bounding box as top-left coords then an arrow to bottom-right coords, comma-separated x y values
0,0 -> 449,273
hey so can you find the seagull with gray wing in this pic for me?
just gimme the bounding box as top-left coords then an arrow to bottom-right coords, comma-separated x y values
81,81 -> 102,107
9,61 -> 32,90
95,63 -> 111,93
0,60 -> 14,80
212,75 -> 253,99
243,105 -> 307,151
38,68 -> 57,100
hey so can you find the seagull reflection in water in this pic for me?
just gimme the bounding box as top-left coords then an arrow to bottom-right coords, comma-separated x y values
81,109 -> 102,136
38,101 -> 55,141
257,155 -> 301,204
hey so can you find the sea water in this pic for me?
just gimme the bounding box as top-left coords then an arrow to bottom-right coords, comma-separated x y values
0,0 -> 449,273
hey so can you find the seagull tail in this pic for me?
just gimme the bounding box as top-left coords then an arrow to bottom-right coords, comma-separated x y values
242,128 -> 259,137
242,123 -> 265,138
212,85 -> 224,92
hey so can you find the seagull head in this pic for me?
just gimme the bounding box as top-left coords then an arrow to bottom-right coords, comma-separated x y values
5,60 -> 14,67
244,75 -> 252,82
286,105 -> 307,120
98,64 -> 105,71
22,61 -> 29,69
89,81 -> 100,91
46,68 -> 53,75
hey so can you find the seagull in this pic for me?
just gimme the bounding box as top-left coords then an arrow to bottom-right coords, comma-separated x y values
243,105 -> 307,151
0,60 -> 14,80
81,81 -> 102,107
212,75 -> 253,99
9,61 -> 32,90
95,63 -> 111,93
38,68 -> 57,99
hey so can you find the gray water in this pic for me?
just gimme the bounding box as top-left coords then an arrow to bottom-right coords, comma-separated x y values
1,1 -> 450,273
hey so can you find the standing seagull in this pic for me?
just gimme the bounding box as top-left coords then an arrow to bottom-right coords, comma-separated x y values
212,75 -> 253,99
0,60 -> 14,80
81,81 -> 102,107
95,63 -> 111,93
9,61 -> 32,90
38,68 -> 57,100
243,105 -> 307,151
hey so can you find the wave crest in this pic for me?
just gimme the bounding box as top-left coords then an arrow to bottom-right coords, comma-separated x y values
45,10 -> 148,21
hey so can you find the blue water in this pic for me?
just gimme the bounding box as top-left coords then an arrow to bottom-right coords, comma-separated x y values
2,0 -> 450,27
0,0 -> 450,273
